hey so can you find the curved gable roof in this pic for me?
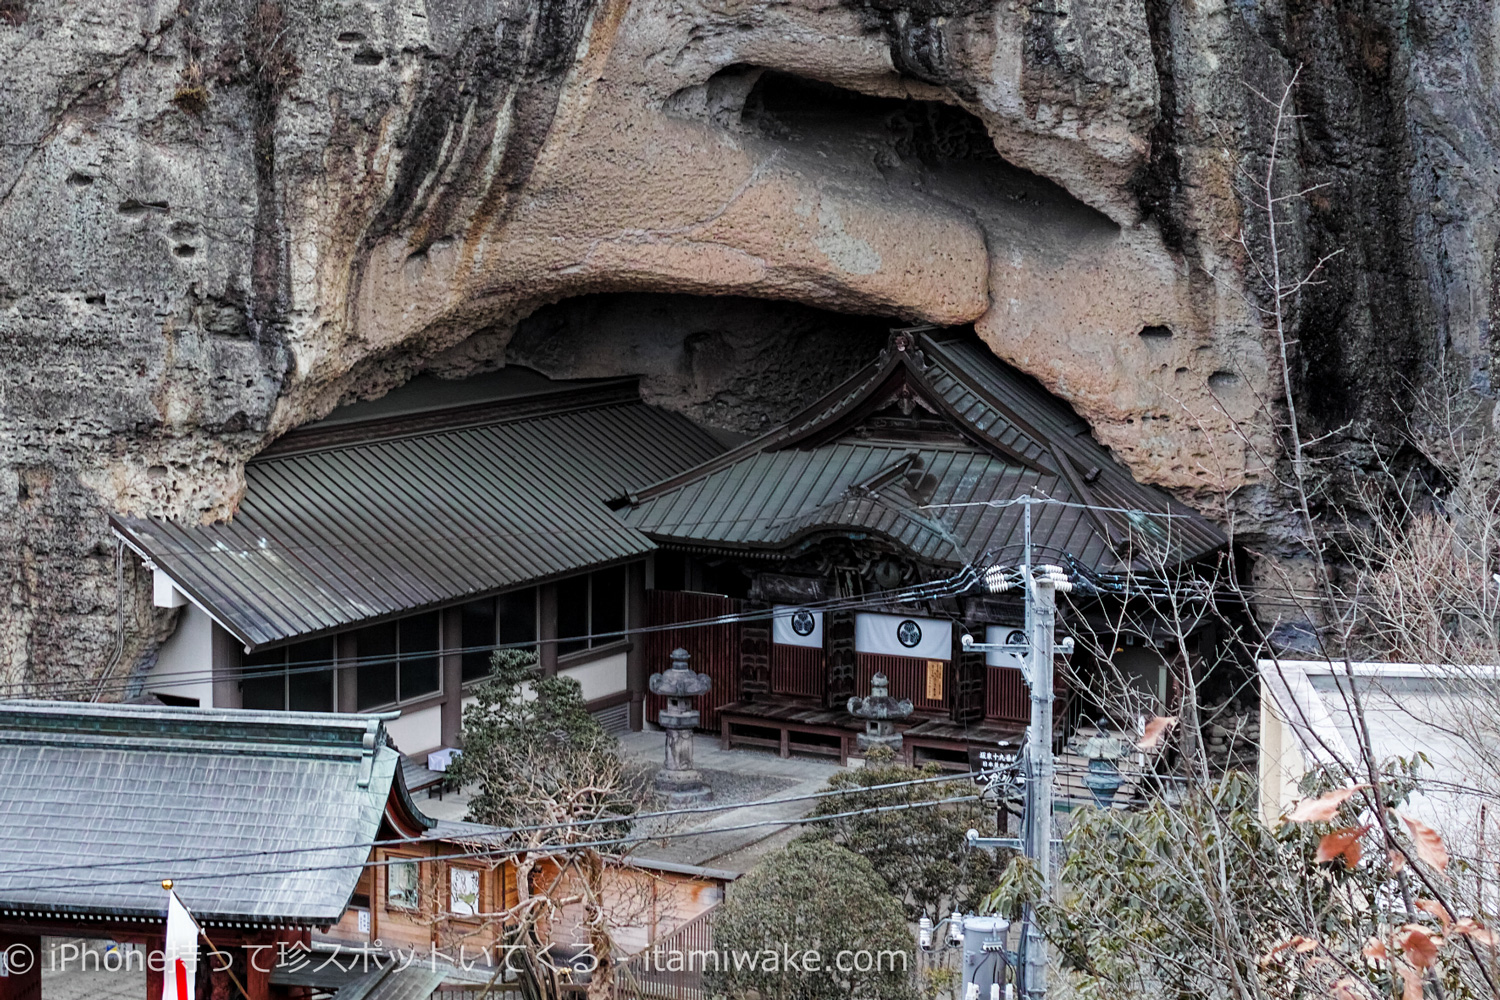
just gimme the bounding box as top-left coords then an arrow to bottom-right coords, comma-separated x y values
621,331 -> 1225,574
113,375 -> 728,649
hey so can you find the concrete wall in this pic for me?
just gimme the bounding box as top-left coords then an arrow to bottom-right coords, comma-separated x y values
559,650 -> 628,703
142,604 -> 216,707
386,704 -> 444,756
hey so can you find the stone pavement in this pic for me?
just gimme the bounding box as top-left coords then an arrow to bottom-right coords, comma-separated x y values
415,729 -> 850,875
40,966 -> 145,999
38,941 -> 146,1000
618,729 -> 846,873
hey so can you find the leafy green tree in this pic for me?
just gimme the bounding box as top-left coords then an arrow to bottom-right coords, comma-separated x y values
447,648 -> 645,1000
709,839 -> 918,1000
799,746 -> 1009,920
448,648 -> 636,832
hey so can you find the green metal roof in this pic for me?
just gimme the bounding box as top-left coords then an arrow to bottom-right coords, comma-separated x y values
622,331 -> 1226,574
113,374 -> 727,649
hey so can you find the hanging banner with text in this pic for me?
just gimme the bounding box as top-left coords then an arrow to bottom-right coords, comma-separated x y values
855,613 -> 952,661
985,625 -> 1029,670
772,606 -> 824,648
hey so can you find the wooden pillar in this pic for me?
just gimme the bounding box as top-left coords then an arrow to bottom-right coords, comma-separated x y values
144,933 -> 165,1000
539,583 -> 559,677
824,610 -> 856,710
0,932 -> 41,1000
211,624 -> 241,709
626,562 -> 647,730
440,606 -> 463,746
244,939 -> 272,1000
738,601 -> 770,701
336,633 -> 359,714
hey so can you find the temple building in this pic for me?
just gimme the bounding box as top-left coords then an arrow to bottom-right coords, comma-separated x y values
625,329 -> 1227,766
0,700 -> 437,1000
111,369 -> 731,756
112,329 -> 1226,767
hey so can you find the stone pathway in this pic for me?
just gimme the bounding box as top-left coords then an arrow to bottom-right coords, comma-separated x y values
617,729 -> 845,873
417,729 -> 850,875
38,941 -> 146,1000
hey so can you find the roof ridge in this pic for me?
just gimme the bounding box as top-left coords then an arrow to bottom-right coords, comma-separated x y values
0,702 -> 394,757
256,380 -> 642,461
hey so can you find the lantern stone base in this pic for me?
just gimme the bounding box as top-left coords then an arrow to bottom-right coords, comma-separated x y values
855,729 -> 905,754
653,767 -> 713,806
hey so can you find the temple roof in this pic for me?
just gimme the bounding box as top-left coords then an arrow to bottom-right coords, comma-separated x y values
112,371 -> 727,649
0,701 -> 429,925
620,331 -> 1226,575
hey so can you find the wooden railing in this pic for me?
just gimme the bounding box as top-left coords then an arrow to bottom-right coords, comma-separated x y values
618,905 -> 718,1000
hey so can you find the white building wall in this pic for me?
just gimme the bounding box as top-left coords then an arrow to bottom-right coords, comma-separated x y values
144,604 -> 216,707
559,651 -> 628,702
386,704 -> 444,755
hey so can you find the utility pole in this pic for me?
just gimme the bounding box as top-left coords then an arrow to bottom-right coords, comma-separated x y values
964,496 -> 1072,1000
1023,562 -> 1060,999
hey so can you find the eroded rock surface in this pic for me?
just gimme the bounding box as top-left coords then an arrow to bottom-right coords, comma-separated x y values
1,0 -> 1496,686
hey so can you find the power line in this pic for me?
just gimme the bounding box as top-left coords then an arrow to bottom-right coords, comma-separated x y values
7,565 -> 989,697
0,792 -> 985,898
0,768 -> 995,882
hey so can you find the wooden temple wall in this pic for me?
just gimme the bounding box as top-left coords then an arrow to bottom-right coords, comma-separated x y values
985,666 -> 1028,723
769,643 -> 823,698
856,653 -> 949,713
643,591 -> 741,730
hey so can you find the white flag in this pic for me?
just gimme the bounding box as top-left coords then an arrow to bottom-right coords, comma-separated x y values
162,890 -> 200,1000
772,606 -> 823,648
854,612 -> 953,661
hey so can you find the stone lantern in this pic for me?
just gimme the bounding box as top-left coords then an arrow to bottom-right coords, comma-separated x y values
1077,724 -> 1127,808
648,648 -> 713,805
847,673 -> 914,755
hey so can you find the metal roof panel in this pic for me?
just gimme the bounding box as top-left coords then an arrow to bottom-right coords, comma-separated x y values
118,391 -> 726,648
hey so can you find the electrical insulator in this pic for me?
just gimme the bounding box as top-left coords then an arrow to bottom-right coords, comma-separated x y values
983,566 -> 1012,593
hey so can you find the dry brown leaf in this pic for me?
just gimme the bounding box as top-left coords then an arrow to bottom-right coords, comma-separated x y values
1453,918 -> 1498,948
1330,977 -> 1367,1000
1292,935 -> 1320,953
1415,898 -> 1453,928
1137,715 -> 1177,750
1316,824 -> 1371,868
1362,937 -> 1387,961
1397,925 -> 1440,971
1288,786 -> 1362,823
1399,813 -> 1450,872
1397,965 -> 1423,1000
1262,938 -> 1301,963
1388,849 -> 1406,873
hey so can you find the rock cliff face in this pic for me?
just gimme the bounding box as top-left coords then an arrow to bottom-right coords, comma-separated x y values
1,0 -> 1496,686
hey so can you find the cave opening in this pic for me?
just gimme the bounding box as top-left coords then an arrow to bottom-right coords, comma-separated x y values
668,66 -> 1119,241
499,293 -> 896,433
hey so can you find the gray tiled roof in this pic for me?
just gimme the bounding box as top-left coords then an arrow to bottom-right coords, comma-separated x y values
0,701 -> 423,925
337,964 -> 450,1000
